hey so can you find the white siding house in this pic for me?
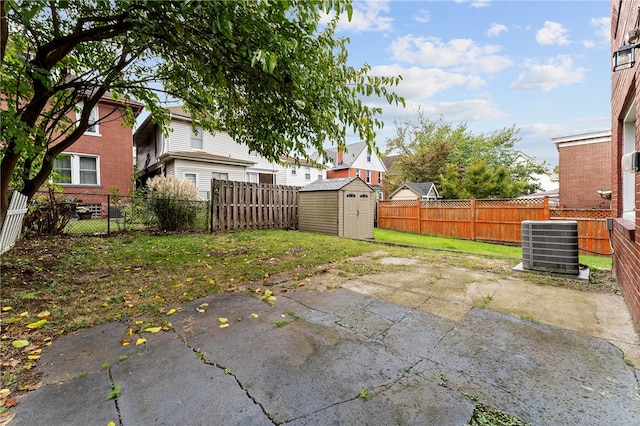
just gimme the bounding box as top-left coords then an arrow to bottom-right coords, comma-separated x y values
134,106 -> 323,198
275,157 -> 327,187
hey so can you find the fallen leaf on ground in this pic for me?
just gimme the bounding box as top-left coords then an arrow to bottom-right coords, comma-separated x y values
2,306 -> 12,312
218,318 -> 228,323
12,340 -> 29,348
219,324 -> 230,329
135,338 -> 146,346
144,327 -> 162,333
27,355 -> 40,360
166,308 -> 176,316
36,310 -> 50,318
251,313 -> 258,318
26,319 -> 47,329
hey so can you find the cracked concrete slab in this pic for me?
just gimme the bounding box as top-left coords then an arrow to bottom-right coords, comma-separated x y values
9,369 -> 118,426
9,288 -> 640,425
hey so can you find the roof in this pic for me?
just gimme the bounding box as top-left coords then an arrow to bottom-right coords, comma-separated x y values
158,151 -> 256,166
382,155 -> 400,171
324,142 -> 368,170
300,177 -> 368,192
389,182 -> 438,199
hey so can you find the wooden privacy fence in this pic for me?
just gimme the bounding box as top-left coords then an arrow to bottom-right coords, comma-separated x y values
377,198 -> 612,256
1,191 -> 29,254
211,179 -> 299,231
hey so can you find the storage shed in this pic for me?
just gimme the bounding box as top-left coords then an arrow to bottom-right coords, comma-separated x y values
298,177 -> 375,239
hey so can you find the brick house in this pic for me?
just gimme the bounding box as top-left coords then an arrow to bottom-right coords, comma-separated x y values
611,0 -> 640,327
323,142 -> 387,199
52,96 -> 143,214
552,130 -> 611,209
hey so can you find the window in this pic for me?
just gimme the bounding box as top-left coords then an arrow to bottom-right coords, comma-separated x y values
53,154 -> 99,185
291,167 -> 297,176
317,172 -> 323,181
355,169 -> 360,178
53,155 -> 72,183
184,173 -> 197,188
77,102 -> 99,135
191,127 -> 203,150
622,102 -> 636,222
366,170 -> 371,183
247,172 -> 258,183
367,151 -> 371,162
212,172 -> 228,180
305,167 -> 311,180
378,172 -> 382,183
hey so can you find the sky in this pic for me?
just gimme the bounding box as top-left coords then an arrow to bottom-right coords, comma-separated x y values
328,0 -> 612,168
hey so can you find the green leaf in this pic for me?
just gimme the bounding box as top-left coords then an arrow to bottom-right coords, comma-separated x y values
12,340 -> 29,348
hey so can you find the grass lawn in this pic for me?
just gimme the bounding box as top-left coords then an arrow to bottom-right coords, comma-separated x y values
374,228 -> 612,270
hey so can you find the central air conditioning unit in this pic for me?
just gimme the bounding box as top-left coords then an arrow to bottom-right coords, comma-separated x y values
521,220 -> 579,275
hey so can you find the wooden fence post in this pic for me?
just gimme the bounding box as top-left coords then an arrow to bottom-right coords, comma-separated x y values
470,199 -> 476,241
544,196 -> 550,219
416,199 -> 421,234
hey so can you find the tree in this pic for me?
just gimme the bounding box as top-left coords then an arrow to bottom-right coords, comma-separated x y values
384,110 -> 546,198
439,160 -> 528,199
0,0 -> 403,226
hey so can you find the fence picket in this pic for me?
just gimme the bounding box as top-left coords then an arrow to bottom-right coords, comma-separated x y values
210,179 -> 299,231
0,191 -> 29,254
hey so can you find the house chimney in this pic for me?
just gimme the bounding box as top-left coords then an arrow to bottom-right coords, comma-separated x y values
337,150 -> 343,165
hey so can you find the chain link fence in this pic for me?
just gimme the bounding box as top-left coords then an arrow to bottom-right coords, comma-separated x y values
28,191 -> 210,235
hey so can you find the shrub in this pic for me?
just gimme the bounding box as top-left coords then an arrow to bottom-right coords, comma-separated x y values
23,187 -> 76,235
145,176 -> 200,231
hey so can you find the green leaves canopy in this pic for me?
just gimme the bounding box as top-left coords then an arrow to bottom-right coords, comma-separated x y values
0,0 -> 403,224
384,111 -> 547,199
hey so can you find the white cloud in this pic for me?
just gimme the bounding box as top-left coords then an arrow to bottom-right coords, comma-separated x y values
487,23 -> 508,38
370,64 -> 484,99
582,40 -> 596,48
334,1 -> 394,33
389,35 -> 513,74
536,21 -> 571,46
510,55 -> 587,91
413,9 -> 430,24
454,0 -> 491,8
589,16 -> 610,45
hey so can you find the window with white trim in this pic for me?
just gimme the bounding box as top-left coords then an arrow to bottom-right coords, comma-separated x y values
212,172 -> 228,180
305,167 -> 311,180
247,172 -> 258,183
378,172 -> 382,183
77,102 -> 99,135
366,170 -> 371,183
622,102 -> 636,223
291,167 -> 297,176
366,151 -> 371,162
355,169 -> 360,178
53,154 -> 99,185
184,173 -> 197,188
191,127 -> 203,150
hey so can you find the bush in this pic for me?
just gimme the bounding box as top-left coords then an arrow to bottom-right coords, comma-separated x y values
24,187 -> 76,236
145,176 -> 200,231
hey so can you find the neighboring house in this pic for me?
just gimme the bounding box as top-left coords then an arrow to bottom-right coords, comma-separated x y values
52,96 -> 143,213
552,131 -> 611,209
514,151 -> 558,193
388,182 -> 440,201
275,157 -> 327,187
322,141 -> 387,199
519,188 -> 560,207
611,0 -> 640,326
134,106 -> 324,199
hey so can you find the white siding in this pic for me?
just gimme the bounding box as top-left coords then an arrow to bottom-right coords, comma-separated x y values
350,149 -> 387,173
390,188 -> 419,200
275,164 -> 326,186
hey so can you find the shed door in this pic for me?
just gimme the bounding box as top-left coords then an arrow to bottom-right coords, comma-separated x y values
343,192 -> 371,238
344,193 -> 358,237
357,193 -> 371,238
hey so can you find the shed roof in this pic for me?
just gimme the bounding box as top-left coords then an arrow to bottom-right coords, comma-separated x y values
300,177 -> 367,192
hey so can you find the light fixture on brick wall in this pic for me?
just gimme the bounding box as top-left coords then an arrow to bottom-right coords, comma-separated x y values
613,8 -> 640,72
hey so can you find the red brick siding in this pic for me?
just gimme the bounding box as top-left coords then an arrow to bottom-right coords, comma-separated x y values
558,141 -> 610,209
611,0 -> 640,329
58,100 -> 135,197
326,168 -> 384,185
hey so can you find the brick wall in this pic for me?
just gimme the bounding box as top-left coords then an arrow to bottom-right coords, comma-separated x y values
558,141 -> 611,209
611,0 -> 640,329
60,99 -> 137,196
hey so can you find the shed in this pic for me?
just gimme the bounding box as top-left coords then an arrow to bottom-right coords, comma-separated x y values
389,182 -> 440,201
298,177 -> 375,239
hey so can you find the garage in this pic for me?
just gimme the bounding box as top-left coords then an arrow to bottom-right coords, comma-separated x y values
298,177 -> 375,239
